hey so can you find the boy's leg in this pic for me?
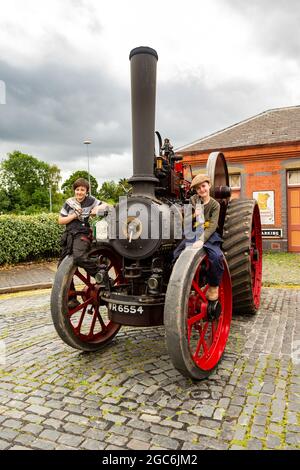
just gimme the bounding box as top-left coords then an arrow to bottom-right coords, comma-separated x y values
58,231 -> 73,267
204,241 -> 224,300
72,234 -> 99,277
173,238 -> 187,263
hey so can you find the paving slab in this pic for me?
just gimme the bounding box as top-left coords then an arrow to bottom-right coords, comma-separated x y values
0,261 -> 56,294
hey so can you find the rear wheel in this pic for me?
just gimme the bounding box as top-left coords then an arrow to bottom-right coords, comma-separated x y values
51,244 -> 123,351
223,199 -> 262,314
164,247 -> 232,379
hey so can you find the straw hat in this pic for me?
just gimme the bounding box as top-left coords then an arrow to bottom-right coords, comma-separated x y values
190,174 -> 211,188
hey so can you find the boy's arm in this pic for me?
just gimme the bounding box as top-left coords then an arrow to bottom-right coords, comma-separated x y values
203,200 -> 220,243
58,213 -> 78,225
91,201 -> 111,216
58,200 -> 79,225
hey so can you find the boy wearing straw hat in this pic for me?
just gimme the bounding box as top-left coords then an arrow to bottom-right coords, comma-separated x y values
174,174 -> 224,302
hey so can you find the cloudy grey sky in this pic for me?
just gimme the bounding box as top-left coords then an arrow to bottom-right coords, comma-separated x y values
0,0 -> 299,185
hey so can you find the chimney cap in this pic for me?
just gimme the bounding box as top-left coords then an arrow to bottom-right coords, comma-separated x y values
129,46 -> 158,61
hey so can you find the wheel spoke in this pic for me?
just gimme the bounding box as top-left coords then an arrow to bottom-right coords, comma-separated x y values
192,280 -> 207,302
211,319 -> 221,346
96,307 -> 107,331
194,325 -> 203,357
194,322 -> 209,358
74,306 -> 87,333
187,311 -> 206,327
74,269 -> 92,286
67,297 -> 93,316
69,290 -> 86,296
202,338 -> 209,355
88,310 -> 98,337
199,322 -> 209,346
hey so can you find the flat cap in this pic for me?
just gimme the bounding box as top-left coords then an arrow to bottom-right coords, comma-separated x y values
190,173 -> 211,188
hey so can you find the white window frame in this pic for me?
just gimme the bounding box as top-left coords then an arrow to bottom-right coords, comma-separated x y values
287,170 -> 300,187
229,173 -> 241,189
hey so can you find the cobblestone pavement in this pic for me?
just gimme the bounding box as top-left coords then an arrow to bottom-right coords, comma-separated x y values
0,287 -> 299,451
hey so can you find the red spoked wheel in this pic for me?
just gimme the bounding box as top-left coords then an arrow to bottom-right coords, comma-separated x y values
164,247 -> 232,379
51,243 -> 123,351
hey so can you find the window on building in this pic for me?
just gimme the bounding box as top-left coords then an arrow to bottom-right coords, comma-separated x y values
229,173 -> 241,189
287,170 -> 300,186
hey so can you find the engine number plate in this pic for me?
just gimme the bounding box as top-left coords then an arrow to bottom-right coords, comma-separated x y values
110,303 -> 144,315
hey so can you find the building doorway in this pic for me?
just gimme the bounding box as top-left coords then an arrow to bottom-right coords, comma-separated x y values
287,170 -> 300,252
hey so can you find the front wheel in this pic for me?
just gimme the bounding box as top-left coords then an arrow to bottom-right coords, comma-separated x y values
50,244 -> 123,351
164,247 -> 232,379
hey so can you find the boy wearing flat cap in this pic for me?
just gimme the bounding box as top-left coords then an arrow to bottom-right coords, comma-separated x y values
174,173 -> 224,302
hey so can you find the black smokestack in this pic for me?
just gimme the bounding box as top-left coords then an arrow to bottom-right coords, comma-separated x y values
128,46 -> 159,195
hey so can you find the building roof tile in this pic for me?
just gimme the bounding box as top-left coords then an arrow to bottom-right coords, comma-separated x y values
177,106 -> 300,153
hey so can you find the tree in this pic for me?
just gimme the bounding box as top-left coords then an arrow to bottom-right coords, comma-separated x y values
118,178 -> 132,194
0,188 -> 11,213
61,170 -> 98,198
0,151 -> 61,213
98,179 -> 132,203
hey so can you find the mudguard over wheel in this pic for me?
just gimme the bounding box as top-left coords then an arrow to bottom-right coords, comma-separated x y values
51,243 -> 123,351
164,247 -> 232,380
223,199 -> 262,315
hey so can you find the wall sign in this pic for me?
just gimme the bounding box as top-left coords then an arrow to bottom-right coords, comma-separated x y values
262,229 -> 282,237
253,190 -> 275,225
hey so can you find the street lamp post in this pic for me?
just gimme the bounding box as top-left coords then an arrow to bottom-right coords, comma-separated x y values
49,186 -> 52,212
84,140 -> 92,196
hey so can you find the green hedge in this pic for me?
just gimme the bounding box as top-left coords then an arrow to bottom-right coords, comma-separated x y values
0,213 -> 64,265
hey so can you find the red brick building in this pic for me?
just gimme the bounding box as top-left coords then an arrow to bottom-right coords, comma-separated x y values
178,106 -> 300,252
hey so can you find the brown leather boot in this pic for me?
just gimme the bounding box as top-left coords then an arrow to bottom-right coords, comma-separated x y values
206,286 -> 219,301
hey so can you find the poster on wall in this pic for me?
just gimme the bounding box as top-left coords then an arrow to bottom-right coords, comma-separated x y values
253,190 -> 275,225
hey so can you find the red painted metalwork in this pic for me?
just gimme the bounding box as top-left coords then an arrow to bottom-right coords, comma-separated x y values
174,161 -> 183,173
67,247 -> 122,344
187,255 -> 232,371
250,204 -> 262,309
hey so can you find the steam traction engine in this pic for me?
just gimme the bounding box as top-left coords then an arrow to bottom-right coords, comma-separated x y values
51,47 -> 262,379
